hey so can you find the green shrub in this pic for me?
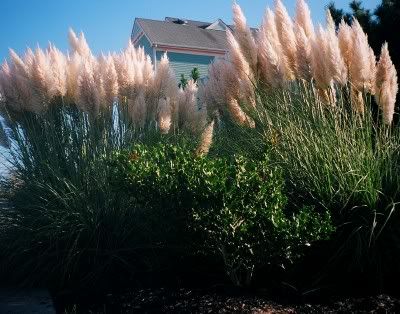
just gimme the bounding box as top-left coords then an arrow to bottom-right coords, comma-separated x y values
113,143 -> 334,286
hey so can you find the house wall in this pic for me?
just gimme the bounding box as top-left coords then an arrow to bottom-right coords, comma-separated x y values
134,35 -> 219,82
156,51 -> 215,81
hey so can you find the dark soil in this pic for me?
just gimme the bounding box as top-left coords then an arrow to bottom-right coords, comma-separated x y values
56,288 -> 400,313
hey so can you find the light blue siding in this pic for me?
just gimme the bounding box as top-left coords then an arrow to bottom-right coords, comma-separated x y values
156,51 -> 215,81
135,35 -> 153,59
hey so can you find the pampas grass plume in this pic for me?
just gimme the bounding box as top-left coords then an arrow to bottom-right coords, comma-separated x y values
68,28 -> 91,58
338,20 -> 353,66
258,8 -> 289,86
100,54 -> 119,106
232,3 -> 257,71
311,26 -> 332,90
325,12 -> 347,85
375,42 -> 398,125
48,44 -> 67,97
349,20 -> 374,92
130,91 -> 147,128
195,120 -> 215,156
295,24 -> 312,81
227,30 -> 252,80
274,0 -> 297,78
158,97 -> 172,134
76,59 -> 100,114
295,0 -> 314,39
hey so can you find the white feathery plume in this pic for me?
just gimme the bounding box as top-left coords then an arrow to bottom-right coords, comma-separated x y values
48,44 -> 67,97
125,40 -> 136,60
263,7 -> 280,43
30,47 -> 53,111
94,55 -> 106,107
295,0 -> 314,39
226,29 -> 255,107
325,12 -> 347,85
9,49 -> 29,80
0,28 -> 221,134
232,3 -> 257,72
8,49 -> 32,109
375,42 -> 398,125
310,26 -> 337,105
218,60 -> 240,105
152,53 -> 177,100
23,48 -> 35,70
178,79 -> 197,126
178,79 -> 206,132
142,55 -> 154,86
76,59 -> 100,115
130,91 -> 147,128
99,54 -> 118,107
258,8 -> 289,86
202,60 -> 233,112
294,24 -> 312,81
226,30 -> 252,80
77,30 -> 91,58
124,48 -> 137,95
113,53 -> 130,96
310,26 -> 332,90
68,28 -> 91,58
157,97 -> 172,134
195,119 -> 215,156
349,19 -> 375,93
147,53 -> 178,124
274,0 -> 297,79
66,52 -> 81,103
338,19 -> 353,67
68,28 -> 80,54
133,46 -> 144,86
226,96 -> 255,128
326,9 -> 336,33
0,61 -> 21,109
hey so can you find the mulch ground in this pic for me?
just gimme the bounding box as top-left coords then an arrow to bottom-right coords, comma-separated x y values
59,288 -> 400,313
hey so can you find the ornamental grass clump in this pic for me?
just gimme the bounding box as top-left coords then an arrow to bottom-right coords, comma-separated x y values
0,29 -> 209,289
201,0 -> 399,216
0,29 -> 206,134
201,0 -> 397,124
201,0 -> 400,284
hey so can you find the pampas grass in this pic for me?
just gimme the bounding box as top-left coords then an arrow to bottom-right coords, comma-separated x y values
349,20 -> 376,93
295,23 -> 312,81
195,119 -> 214,156
232,3 -> 257,72
274,0 -> 297,79
295,0 -> 314,39
202,0 -> 397,125
258,8 -> 289,87
338,19 -> 353,67
0,29 -> 206,134
375,43 -> 398,125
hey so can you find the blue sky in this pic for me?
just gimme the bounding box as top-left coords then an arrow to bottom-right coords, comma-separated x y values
0,0 -> 380,62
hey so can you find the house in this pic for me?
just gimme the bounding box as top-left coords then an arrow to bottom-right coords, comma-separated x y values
131,17 -> 235,81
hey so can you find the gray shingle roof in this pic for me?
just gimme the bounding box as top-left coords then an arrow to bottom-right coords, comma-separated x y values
136,18 -> 229,52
